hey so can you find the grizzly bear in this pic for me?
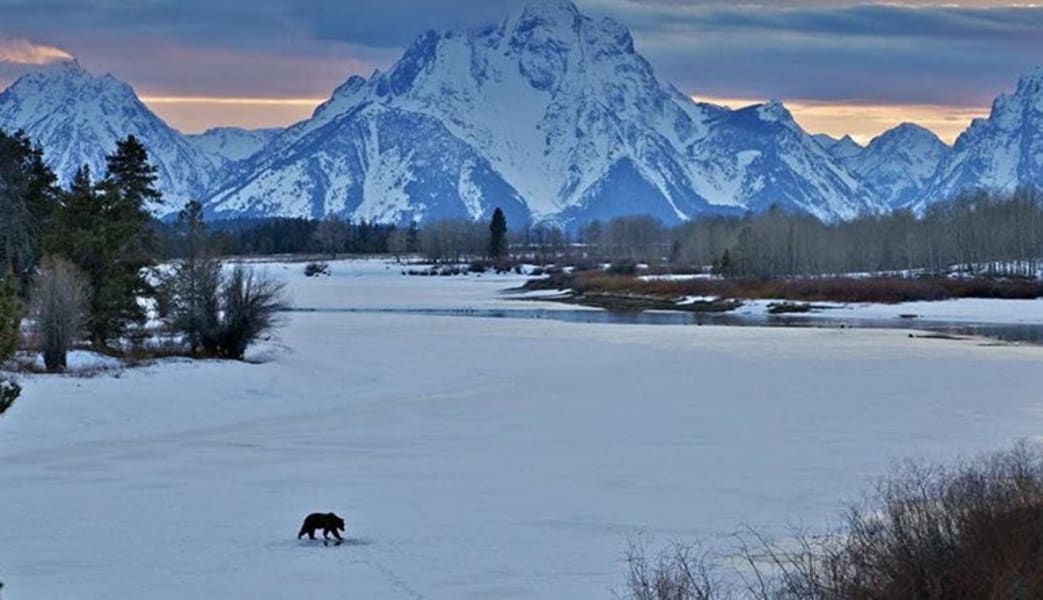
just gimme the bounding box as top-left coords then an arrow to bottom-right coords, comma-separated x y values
298,512 -> 346,545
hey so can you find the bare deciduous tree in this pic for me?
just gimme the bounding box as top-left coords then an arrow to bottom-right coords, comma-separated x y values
30,256 -> 89,372
620,539 -> 723,600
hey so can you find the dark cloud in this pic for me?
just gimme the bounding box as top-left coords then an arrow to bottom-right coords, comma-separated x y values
0,0 -> 1039,109
294,0 -> 530,48
588,1 -> 1043,106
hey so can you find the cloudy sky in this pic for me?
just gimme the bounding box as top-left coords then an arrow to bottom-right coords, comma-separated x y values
0,0 -> 1040,143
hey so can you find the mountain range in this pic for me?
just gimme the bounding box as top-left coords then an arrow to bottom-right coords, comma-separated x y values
0,0 -> 1040,226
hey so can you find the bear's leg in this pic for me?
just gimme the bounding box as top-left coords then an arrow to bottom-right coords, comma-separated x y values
323,528 -> 330,540
332,529 -> 343,541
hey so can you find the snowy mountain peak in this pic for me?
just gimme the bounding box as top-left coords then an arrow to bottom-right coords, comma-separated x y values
11,5 -> 1039,226
6,59 -> 131,100
919,66 -> 1043,208
731,100 -> 799,132
876,122 -> 945,146
209,0 -> 886,224
755,100 -> 797,125
515,0 -> 581,22
847,122 -> 949,211
1016,66 -> 1043,94
0,61 -> 213,213
187,127 -> 280,170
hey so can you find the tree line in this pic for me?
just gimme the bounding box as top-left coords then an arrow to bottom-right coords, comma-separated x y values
392,189 -> 1043,278
158,216 -> 407,258
0,128 -> 285,390
152,188 -> 1043,281
549,190 -> 1043,278
188,208 -> 516,266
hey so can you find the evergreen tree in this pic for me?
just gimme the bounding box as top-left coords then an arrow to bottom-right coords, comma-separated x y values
0,275 -> 19,368
177,200 -> 209,262
407,221 -> 420,253
103,135 -> 161,210
0,129 -> 58,289
0,274 -> 20,416
314,215 -> 349,258
488,207 -> 508,261
46,136 -> 163,347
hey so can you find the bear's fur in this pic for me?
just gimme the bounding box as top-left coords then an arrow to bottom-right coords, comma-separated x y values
298,512 -> 345,544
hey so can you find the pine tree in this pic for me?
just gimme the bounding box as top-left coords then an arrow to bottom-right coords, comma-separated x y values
0,274 -> 20,416
0,275 -> 19,368
407,221 -> 420,253
46,136 -> 163,347
0,130 -> 58,289
103,135 -> 161,210
178,200 -> 208,262
488,207 -> 508,262
314,215 -> 349,258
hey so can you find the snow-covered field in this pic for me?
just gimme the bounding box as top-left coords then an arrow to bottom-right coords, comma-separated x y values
2,259 -> 1043,599
253,258 -> 566,311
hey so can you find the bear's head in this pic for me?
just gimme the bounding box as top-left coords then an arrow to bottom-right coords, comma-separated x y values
328,513 -> 346,532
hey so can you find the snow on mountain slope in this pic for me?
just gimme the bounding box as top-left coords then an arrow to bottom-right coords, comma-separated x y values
6,4 -> 1034,226
922,68 -> 1043,207
814,134 -> 864,163
690,101 -> 880,221
187,127 -> 280,169
213,0 -> 877,225
0,60 -> 211,213
208,103 -> 530,224
847,124 -> 950,211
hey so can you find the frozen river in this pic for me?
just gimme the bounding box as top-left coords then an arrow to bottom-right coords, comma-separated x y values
2,260 -> 1042,599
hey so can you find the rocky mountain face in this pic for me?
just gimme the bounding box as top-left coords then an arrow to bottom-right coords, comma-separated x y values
1,3 -> 1040,226
846,124 -> 951,211
187,127 -> 280,171
0,60 -> 212,214
207,0 -> 882,225
922,69 -> 1043,209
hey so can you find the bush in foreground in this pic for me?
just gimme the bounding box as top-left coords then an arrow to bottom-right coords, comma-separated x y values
621,443 -> 1043,600
163,263 -> 287,360
622,540 -> 722,600
207,266 -> 287,360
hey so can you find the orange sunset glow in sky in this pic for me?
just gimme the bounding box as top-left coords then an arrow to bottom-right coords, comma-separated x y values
139,94 -> 990,145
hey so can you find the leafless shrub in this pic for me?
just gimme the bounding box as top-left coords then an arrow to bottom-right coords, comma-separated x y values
30,256 -> 90,372
626,443 -> 1043,600
807,443 -> 1043,599
619,539 -> 725,600
208,265 -> 287,360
